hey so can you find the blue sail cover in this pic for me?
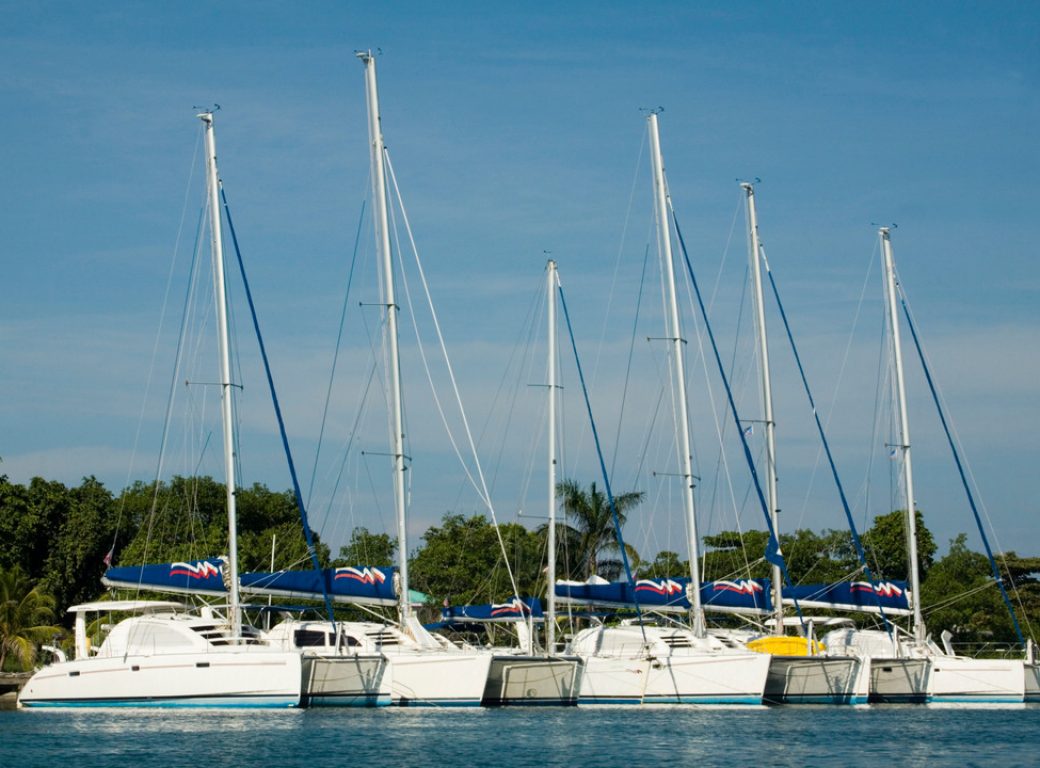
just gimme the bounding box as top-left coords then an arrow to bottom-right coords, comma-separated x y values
782,580 -> 911,616
555,577 -> 772,615
103,560 -> 398,607
441,597 -> 545,624
240,566 -> 398,607
102,558 -> 228,596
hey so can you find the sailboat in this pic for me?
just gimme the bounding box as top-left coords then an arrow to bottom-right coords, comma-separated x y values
281,50 -> 497,707
19,112 -> 304,708
820,227 -> 1025,704
437,259 -> 583,706
558,111 -> 770,705
731,182 -> 870,705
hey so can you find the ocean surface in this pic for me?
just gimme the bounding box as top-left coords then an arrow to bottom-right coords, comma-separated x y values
2,706 -> 1038,767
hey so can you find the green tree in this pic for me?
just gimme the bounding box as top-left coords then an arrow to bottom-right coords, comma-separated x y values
862,509 -> 937,582
409,514 -> 544,605
116,477 -> 326,573
701,530 -> 770,582
334,527 -> 396,567
636,550 -> 688,579
0,477 -> 71,581
1,565 -> 63,671
920,534 -> 1018,648
40,476 -> 119,613
555,479 -> 644,580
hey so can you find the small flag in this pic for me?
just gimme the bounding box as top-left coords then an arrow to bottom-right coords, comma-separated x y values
743,424 -> 754,437
889,448 -> 898,460
103,547 -> 114,568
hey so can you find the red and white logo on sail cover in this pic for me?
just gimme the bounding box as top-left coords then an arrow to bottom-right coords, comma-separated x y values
635,579 -> 684,596
711,580 -> 763,595
170,561 -> 220,580
334,566 -> 387,584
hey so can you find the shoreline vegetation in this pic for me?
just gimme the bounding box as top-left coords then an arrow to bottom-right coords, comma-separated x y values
2,472 -> 1038,677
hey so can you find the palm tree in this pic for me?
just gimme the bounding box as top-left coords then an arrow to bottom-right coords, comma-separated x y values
0,565 -> 62,671
555,479 -> 644,580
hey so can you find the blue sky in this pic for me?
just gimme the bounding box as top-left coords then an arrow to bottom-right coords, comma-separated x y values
1,2 -> 1037,565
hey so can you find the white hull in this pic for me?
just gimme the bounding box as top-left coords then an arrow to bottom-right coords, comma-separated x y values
927,656 -> 1024,704
763,655 -> 870,705
19,649 -> 302,708
302,654 -> 390,707
824,628 -> 1024,704
577,652 -> 768,705
262,619 -> 390,707
483,656 -> 581,706
1025,662 -> 1040,703
570,624 -> 769,705
385,651 -> 493,707
870,657 -> 929,703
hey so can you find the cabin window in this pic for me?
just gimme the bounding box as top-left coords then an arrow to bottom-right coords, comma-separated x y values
294,630 -> 332,648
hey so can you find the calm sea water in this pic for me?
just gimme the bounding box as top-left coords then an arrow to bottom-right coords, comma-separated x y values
2,706 -> 1038,767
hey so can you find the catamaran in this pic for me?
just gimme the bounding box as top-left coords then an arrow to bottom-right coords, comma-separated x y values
19,113 -> 304,708
557,111 -> 770,705
727,182 -> 870,705
820,227 -> 1025,704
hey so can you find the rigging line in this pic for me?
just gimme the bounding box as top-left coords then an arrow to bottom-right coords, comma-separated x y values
922,580 -> 1005,615
140,200 -> 209,582
762,253 -> 894,633
593,127 -> 649,435
670,207 -> 807,630
221,187 -> 337,629
109,129 -> 203,563
308,199 -> 368,508
799,238 -> 881,534
382,159 -> 482,502
382,152 -> 523,605
610,243 -> 651,480
516,288 -> 551,528
323,358 -> 380,544
558,280 -> 647,643
709,189 -> 744,316
486,276 -> 545,498
897,286 -> 1026,647
679,244 -> 752,580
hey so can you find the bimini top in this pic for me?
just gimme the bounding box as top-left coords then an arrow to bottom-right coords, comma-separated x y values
67,599 -> 184,614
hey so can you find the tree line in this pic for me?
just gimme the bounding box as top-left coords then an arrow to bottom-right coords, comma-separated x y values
2,473 -> 1039,670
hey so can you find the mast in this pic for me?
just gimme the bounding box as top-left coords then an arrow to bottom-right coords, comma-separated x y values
359,50 -> 412,624
199,110 -> 241,639
647,111 -> 706,637
880,227 -> 925,643
742,183 -> 784,635
546,259 -> 558,653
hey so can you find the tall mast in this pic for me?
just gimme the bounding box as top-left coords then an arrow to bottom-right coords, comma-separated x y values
880,227 -> 925,643
742,183 -> 784,635
546,259 -> 558,652
199,111 -> 241,639
647,111 -> 706,636
359,50 -> 411,624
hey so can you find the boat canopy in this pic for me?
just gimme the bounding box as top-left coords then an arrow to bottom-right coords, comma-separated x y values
440,597 -> 544,623
240,566 -> 397,606
555,576 -> 773,615
103,560 -> 399,606
103,559 -> 228,596
781,580 -> 911,615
